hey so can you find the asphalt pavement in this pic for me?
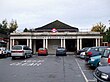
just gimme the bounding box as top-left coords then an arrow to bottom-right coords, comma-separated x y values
0,55 -> 96,82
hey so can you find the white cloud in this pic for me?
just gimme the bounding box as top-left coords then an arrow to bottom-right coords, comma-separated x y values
0,0 -> 110,31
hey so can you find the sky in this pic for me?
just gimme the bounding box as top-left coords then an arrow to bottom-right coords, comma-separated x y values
0,0 -> 110,32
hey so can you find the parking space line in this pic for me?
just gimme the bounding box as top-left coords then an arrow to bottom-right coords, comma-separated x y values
75,58 -> 88,82
9,59 -> 44,67
75,58 -> 96,82
88,79 -> 96,82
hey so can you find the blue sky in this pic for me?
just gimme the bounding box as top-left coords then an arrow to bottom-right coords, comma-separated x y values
0,0 -> 110,32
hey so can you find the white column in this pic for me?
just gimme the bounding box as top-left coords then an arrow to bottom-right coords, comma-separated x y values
98,38 -> 100,46
46,39 -> 48,48
34,40 -> 36,54
12,39 -> 14,46
80,38 -> 82,49
77,38 -> 79,50
96,38 -> 98,47
43,39 -> 45,48
7,41 -> 9,49
61,39 -> 63,47
27,39 -> 29,47
64,38 -> 65,48
10,39 -> 12,50
30,39 -> 32,49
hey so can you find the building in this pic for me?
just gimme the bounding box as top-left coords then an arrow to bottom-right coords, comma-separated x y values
0,33 -> 9,49
10,20 -> 103,54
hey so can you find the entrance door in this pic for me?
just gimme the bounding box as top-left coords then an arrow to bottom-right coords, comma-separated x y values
66,39 -> 76,52
48,39 -> 60,55
36,39 -> 43,51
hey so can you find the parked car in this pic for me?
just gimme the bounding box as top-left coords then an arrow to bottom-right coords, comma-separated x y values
100,48 -> 110,66
5,49 -> 11,57
76,47 -> 89,56
85,46 -> 109,62
87,55 -> 102,68
0,47 -> 7,57
56,47 -> 66,56
94,66 -> 110,82
79,47 -> 90,59
11,45 -> 32,59
38,48 -> 48,56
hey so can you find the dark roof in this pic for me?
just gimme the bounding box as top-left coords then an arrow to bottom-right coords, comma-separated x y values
35,20 -> 79,32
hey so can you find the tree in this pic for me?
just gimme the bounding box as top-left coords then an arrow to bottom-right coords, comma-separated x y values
91,22 -> 106,33
0,19 -> 8,34
0,19 -> 18,35
0,23 -> 2,28
2,19 -> 8,29
103,20 -> 110,42
103,27 -> 110,42
8,19 -> 18,33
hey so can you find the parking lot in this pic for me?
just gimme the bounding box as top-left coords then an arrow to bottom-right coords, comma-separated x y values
0,55 -> 96,82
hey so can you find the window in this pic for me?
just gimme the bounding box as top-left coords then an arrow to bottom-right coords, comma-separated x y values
12,45 -> 22,50
103,50 -> 110,57
23,46 -> 31,50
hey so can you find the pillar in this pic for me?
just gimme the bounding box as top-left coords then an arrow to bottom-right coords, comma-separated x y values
77,38 -> 79,50
80,38 -> 82,49
27,39 -> 29,47
7,41 -> 9,49
33,40 -> 36,54
64,38 -> 65,48
10,39 -> 12,50
96,38 -> 98,47
43,39 -> 45,48
61,39 -> 63,47
46,39 -> 48,48
29,39 -> 32,49
98,38 -> 100,46
12,39 -> 14,46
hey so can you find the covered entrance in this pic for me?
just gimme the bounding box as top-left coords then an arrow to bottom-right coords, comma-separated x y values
48,39 -> 60,54
82,39 -> 96,47
65,39 -> 77,52
35,39 -> 43,51
14,39 -> 27,45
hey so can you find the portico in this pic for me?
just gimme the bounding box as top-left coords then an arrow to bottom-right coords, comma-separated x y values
10,32 -> 102,54
10,20 -> 103,54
